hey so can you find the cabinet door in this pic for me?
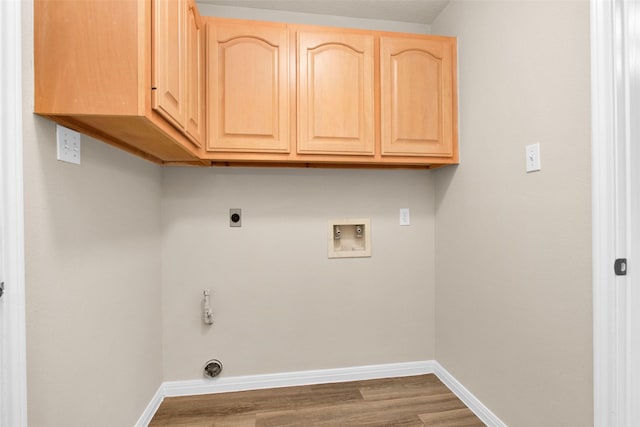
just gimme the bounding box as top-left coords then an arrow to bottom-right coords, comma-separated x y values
297,31 -> 374,155
185,0 -> 204,147
207,22 -> 289,153
380,36 -> 455,157
297,32 -> 375,155
152,0 -> 186,129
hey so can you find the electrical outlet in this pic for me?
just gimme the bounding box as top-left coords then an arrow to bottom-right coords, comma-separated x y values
56,125 -> 81,164
229,208 -> 241,227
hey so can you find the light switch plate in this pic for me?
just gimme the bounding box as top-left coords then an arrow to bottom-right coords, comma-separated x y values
56,125 -> 81,164
399,208 -> 410,226
526,143 -> 541,173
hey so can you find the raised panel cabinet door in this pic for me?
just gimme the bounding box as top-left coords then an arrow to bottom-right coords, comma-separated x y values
380,36 -> 455,157
152,0 -> 187,129
297,31 -> 375,155
207,22 -> 290,152
185,0 -> 204,147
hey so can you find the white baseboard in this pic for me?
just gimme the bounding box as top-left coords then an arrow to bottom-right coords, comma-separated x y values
134,385 -> 164,427
433,361 -> 508,427
137,360 -> 506,427
162,360 -> 435,397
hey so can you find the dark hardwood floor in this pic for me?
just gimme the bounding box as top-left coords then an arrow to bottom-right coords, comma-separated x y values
149,374 -> 486,426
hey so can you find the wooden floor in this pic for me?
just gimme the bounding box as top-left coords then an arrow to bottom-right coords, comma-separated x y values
149,374 -> 486,426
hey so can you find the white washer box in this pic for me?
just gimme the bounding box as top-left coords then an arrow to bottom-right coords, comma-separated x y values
327,218 -> 371,259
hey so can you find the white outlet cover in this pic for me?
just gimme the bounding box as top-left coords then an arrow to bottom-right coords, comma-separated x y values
56,125 -> 81,164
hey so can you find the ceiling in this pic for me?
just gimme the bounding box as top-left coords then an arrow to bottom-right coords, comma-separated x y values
198,0 -> 450,25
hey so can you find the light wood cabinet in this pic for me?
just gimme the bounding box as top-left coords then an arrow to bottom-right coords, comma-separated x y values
185,0 -> 205,146
152,0 -> 185,130
152,0 -> 204,148
34,0 -> 204,164
206,20 -> 290,153
380,36 -> 456,157
203,19 -> 456,167
297,31 -> 375,155
35,5 -> 456,168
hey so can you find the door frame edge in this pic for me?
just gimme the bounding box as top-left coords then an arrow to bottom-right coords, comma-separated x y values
0,1 -> 28,426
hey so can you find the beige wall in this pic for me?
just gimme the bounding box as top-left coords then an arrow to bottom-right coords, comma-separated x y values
197,3 -> 431,33
22,2 -> 164,426
23,4 -> 437,423
160,4 -> 438,382
432,1 -> 592,426
22,0 -> 594,425
161,167 -> 436,379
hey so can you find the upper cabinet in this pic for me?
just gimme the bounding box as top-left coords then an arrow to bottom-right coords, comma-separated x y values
185,1 -> 205,146
152,0 -> 186,130
297,31 -> 375,155
202,20 -> 457,167
35,5 -> 457,168
206,20 -> 290,153
150,0 -> 206,148
153,0 -> 204,147
34,0 -> 204,164
380,36 -> 456,158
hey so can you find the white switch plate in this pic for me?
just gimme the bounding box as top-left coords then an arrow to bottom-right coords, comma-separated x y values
56,125 -> 81,164
399,208 -> 410,226
525,142 -> 541,173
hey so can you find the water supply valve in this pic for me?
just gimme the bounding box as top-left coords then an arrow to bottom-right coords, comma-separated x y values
334,225 -> 342,240
203,290 -> 214,325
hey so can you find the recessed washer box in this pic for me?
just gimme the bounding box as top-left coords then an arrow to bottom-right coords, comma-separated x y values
328,218 -> 371,259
